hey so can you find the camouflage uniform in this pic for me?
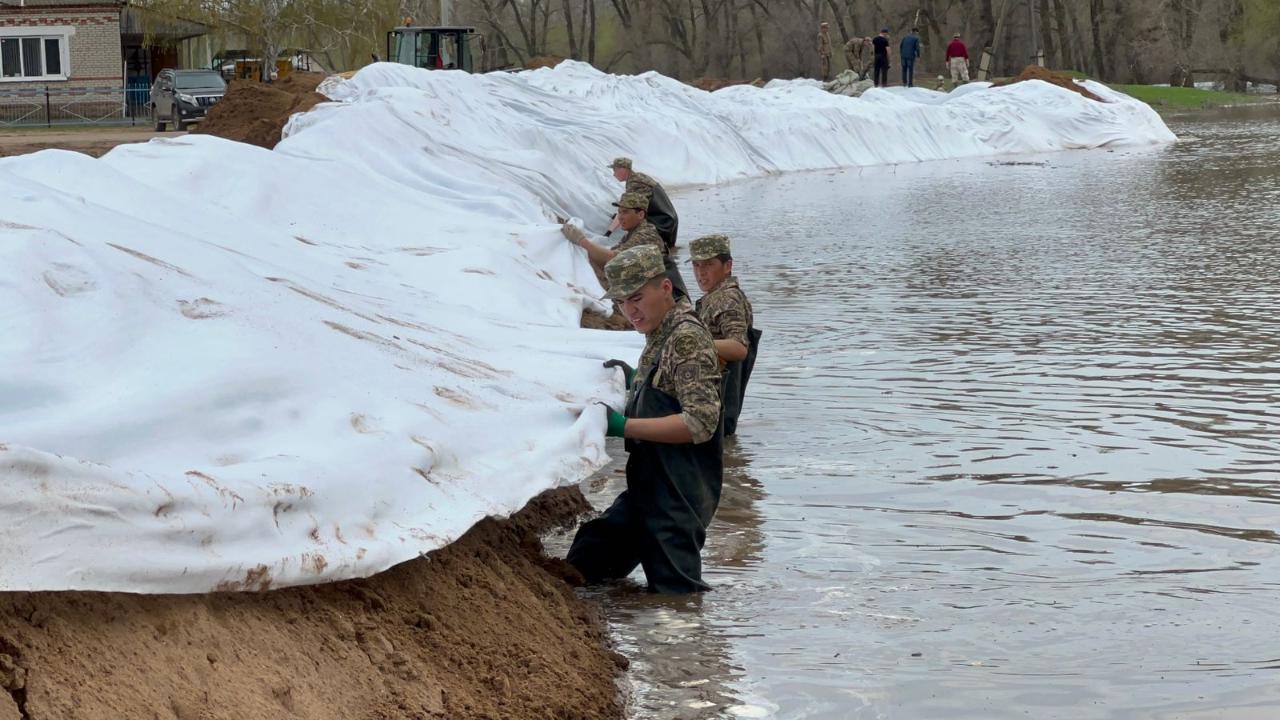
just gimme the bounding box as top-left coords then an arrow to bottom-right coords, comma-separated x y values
625,171 -> 660,200
845,37 -> 869,79
689,234 -> 761,437
611,191 -> 687,298
608,157 -> 679,249
691,235 -> 754,360
632,300 -> 722,443
612,192 -> 667,256
568,245 -> 724,593
614,221 -> 666,255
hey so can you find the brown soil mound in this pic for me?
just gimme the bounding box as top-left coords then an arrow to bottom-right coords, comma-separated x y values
687,77 -> 764,92
191,72 -> 328,150
0,128 -> 181,159
993,65 -> 1104,102
526,55 -> 566,70
688,77 -> 735,92
581,306 -> 632,331
0,487 -> 624,720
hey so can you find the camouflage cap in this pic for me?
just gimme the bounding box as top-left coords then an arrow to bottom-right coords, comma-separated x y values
608,157 -> 633,169
688,234 -> 731,262
604,245 -> 666,299
612,191 -> 649,210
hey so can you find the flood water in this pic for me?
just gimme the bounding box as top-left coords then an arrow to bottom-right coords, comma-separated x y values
549,106 -> 1280,719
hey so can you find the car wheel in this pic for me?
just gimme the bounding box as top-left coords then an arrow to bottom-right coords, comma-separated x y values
152,106 -> 165,132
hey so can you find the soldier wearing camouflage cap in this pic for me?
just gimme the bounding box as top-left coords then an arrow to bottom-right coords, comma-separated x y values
605,157 -> 680,250
690,234 -> 761,437
567,245 -> 724,594
562,191 -> 689,299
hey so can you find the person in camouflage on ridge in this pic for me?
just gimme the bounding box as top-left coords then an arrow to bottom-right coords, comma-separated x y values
818,22 -> 833,82
567,245 -> 724,594
563,191 -> 690,299
845,36 -> 871,79
605,157 -> 679,250
689,234 -> 761,437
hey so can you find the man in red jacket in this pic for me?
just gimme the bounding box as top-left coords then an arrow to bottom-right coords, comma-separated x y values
945,33 -> 970,84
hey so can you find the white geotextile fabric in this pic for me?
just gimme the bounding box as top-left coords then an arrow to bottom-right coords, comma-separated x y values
1,61 -> 1174,593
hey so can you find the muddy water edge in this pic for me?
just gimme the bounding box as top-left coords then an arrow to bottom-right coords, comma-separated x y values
549,106 -> 1280,719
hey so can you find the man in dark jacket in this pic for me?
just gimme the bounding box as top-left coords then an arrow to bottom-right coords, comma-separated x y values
871,28 -> 891,87
900,27 -> 922,87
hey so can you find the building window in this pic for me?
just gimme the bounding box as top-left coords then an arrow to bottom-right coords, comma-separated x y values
0,35 -> 68,81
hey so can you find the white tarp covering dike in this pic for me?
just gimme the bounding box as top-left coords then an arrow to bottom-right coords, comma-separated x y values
1,62 -> 1175,593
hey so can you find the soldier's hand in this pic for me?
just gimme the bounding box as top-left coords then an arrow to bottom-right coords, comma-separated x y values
595,402 -> 627,438
561,222 -> 588,246
603,359 -> 636,389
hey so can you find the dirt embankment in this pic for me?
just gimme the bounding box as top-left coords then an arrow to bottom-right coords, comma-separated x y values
0,487 -> 624,720
581,307 -> 632,330
191,73 -> 328,150
994,65 -> 1104,102
0,128 -> 180,159
525,55 -> 567,70
687,77 -> 766,92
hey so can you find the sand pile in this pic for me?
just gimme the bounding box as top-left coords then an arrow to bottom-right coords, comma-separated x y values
581,306 -> 632,330
526,55 -> 566,70
0,488 -> 624,720
191,73 -> 328,149
994,65 -> 1104,102
687,77 -> 766,92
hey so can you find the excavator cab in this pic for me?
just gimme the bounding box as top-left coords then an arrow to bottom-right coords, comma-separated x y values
387,26 -> 477,72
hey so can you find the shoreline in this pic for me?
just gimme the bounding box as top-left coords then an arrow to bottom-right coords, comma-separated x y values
0,486 -> 625,720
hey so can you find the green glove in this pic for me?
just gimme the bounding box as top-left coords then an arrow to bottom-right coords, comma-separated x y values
602,359 -> 636,389
602,404 -> 627,438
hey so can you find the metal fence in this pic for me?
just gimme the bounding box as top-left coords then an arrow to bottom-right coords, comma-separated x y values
0,85 -> 154,128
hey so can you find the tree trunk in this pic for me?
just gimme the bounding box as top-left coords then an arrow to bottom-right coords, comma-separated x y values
989,0 -> 1014,75
737,14 -> 750,77
749,0 -> 766,78
608,0 -> 632,29
562,0 -> 579,58
539,0 -> 554,56
1089,0 -> 1106,79
1220,0 -> 1248,91
824,0 -> 850,40
587,0 -> 597,64
1037,0 -> 1056,67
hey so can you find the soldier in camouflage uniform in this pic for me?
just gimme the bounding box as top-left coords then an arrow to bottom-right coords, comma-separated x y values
606,157 -> 679,249
690,234 -> 761,436
563,191 -> 689,299
567,245 -> 723,594
845,36 -> 871,79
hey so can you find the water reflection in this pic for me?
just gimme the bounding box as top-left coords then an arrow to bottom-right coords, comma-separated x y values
550,443 -> 773,718
569,106 -> 1280,719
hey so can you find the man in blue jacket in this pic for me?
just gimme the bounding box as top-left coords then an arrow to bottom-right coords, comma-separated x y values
900,27 -> 922,87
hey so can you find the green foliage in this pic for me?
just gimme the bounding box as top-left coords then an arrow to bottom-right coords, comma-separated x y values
1113,84 -> 1273,111
1244,0 -> 1280,34
1242,0 -> 1280,67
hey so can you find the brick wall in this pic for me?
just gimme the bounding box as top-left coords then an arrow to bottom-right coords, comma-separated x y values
0,5 -> 122,90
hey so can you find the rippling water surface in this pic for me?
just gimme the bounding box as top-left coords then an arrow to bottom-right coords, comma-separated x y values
550,106 -> 1280,719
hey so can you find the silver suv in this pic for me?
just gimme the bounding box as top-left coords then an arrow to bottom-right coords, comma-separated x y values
150,69 -> 226,131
